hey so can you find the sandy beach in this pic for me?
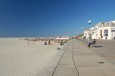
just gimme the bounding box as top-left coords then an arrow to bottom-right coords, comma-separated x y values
0,38 -> 64,76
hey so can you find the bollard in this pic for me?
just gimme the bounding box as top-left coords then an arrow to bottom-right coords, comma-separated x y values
60,42 -> 63,45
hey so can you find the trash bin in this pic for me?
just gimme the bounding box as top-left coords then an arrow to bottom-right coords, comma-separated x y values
60,42 -> 63,45
44,42 -> 47,45
60,40 -> 64,45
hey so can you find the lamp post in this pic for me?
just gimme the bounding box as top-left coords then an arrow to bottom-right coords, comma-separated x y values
88,20 -> 91,25
88,20 -> 92,40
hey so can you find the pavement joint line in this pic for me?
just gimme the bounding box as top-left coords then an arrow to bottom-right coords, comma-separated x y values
53,39 -> 115,76
72,40 -> 79,76
52,42 -> 69,76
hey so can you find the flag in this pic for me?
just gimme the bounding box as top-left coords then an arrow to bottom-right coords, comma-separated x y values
88,20 -> 91,24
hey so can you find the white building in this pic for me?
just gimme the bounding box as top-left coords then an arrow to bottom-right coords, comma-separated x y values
84,21 -> 115,40
56,36 -> 69,40
55,36 -> 70,43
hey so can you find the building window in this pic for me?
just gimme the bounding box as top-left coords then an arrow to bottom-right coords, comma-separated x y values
111,30 -> 115,32
104,34 -> 108,36
104,30 -> 108,33
104,29 -> 108,36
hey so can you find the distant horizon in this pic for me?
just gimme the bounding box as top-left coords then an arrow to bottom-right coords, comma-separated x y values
0,35 -> 71,38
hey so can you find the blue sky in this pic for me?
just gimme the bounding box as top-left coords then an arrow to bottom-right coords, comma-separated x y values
0,0 -> 115,37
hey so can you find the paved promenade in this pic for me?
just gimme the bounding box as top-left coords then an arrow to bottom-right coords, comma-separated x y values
52,39 -> 115,76
1,39 -> 115,76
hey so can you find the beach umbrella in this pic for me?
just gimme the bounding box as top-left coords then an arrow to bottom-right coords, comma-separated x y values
88,20 -> 92,24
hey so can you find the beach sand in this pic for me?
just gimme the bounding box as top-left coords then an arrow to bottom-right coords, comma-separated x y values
0,38 -> 64,76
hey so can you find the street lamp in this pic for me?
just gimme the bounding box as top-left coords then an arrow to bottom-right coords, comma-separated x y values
88,20 -> 92,40
88,20 -> 92,25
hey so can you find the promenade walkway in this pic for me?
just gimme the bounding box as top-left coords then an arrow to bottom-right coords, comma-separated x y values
52,39 -> 115,76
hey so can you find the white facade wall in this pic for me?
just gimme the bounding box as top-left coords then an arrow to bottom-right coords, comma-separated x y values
84,31 -> 89,38
108,28 -> 112,39
110,27 -> 115,39
97,29 -> 100,39
84,21 -> 115,40
92,30 -> 98,39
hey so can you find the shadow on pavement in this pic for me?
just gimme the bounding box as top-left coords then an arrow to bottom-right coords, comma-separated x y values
93,45 -> 103,48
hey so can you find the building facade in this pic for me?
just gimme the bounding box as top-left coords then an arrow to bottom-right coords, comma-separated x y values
84,21 -> 115,40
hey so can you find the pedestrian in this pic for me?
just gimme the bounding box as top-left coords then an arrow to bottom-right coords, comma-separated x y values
88,40 -> 92,47
28,41 -> 29,45
92,39 -> 96,45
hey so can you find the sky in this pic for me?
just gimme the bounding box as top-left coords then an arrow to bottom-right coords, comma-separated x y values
0,0 -> 115,37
